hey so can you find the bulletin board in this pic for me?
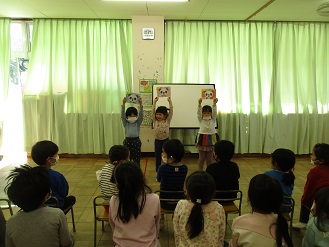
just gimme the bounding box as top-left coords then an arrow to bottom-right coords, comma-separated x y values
152,84 -> 216,128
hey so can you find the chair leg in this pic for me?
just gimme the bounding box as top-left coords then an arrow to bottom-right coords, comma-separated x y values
70,207 -> 76,232
94,220 -> 97,247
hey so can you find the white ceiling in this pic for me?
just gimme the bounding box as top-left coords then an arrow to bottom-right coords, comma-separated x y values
0,0 -> 329,22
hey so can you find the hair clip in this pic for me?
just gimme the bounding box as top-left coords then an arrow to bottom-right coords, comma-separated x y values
196,199 -> 201,204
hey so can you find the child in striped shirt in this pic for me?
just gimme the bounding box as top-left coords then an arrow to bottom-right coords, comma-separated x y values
99,145 -> 129,213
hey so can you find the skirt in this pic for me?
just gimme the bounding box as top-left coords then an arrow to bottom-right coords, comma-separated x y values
195,133 -> 220,149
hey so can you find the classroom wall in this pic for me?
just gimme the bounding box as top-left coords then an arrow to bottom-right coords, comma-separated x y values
132,16 -> 164,152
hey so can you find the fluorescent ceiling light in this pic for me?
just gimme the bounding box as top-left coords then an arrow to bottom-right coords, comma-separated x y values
104,0 -> 188,2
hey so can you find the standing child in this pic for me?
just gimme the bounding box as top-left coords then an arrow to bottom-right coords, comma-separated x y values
264,148 -> 295,212
206,140 -> 240,200
229,174 -> 293,247
157,139 -> 188,210
196,97 -> 219,171
31,140 -> 76,213
5,165 -> 74,247
152,96 -> 173,173
302,187 -> 329,247
293,143 -> 329,229
121,96 -> 143,166
173,171 -> 226,247
109,161 -> 161,247
99,145 -> 129,214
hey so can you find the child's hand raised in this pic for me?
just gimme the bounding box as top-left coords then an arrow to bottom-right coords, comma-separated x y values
213,98 -> 218,105
198,98 -> 202,105
122,97 -> 126,105
167,97 -> 171,103
154,97 -> 159,103
139,97 -> 143,106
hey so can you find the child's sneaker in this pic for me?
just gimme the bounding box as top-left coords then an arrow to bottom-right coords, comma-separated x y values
292,222 -> 307,230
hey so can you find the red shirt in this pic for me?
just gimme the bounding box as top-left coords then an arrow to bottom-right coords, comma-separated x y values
301,165 -> 329,206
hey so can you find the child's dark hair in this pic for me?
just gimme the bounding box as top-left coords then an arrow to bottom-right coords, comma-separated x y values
185,171 -> 216,239
162,139 -> 184,162
155,106 -> 169,117
202,105 -> 212,113
313,143 -> 329,166
248,174 -> 293,247
109,145 -> 129,183
125,107 -> 138,117
5,165 -> 50,212
114,161 -> 152,223
314,187 -> 329,232
271,148 -> 295,186
214,140 -> 234,161
109,145 -> 129,164
31,140 -> 59,165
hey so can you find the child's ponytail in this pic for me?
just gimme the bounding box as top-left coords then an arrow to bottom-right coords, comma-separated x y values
186,202 -> 204,239
184,171 -> 216,239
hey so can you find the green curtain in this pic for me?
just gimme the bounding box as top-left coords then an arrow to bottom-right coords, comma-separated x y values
165,21 -> 329,154
23,19 -> 133,154
0,19 -> 11,150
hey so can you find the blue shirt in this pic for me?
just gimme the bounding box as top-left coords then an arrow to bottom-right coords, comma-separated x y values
157,163 -> 188,199
264,169 -> 294,207
47,169 -> 69,208
121,106 -> 143,138
302,217 -> 329,247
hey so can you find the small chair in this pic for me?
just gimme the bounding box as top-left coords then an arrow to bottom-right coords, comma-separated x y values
212,190 -> 243,223
93,195 -> 111,247
281,196 -> 295,237
0,198 -> 13,216
154,190 -> 185,215
45,196 -> 76,232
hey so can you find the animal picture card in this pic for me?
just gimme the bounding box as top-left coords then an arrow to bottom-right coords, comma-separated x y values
201,88 -> 216,99
126,93 -> 141,104
156,86 -> 171,97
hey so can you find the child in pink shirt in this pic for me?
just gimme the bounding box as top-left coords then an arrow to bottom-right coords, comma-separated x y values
109,161 -> 161,247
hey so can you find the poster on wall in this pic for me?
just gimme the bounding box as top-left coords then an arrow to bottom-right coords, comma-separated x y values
140,93 -> 153,107
139,79 -> 157,93
141,108 -> 152,126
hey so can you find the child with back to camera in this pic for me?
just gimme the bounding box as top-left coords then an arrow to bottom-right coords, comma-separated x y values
109,161 -> 161,247
121,96 -> 143,166
206,140 -> 240,200
264,148 -> 295,212
152,96 -> 173,174
196,97 -> 219,171
229,174 -> 293,247
157,139 -> 188,210
5,165 -> 74,247
302,187 -> 329,247
99,145 -> 129,214
173,171 -> 226,247
31,140 -> 76,213
293,143 -> 329,230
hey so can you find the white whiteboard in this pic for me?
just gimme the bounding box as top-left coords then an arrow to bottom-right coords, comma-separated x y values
152,84 -> 216,128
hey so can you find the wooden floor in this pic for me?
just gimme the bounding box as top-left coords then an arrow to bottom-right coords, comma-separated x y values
0,154 -> 309,246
